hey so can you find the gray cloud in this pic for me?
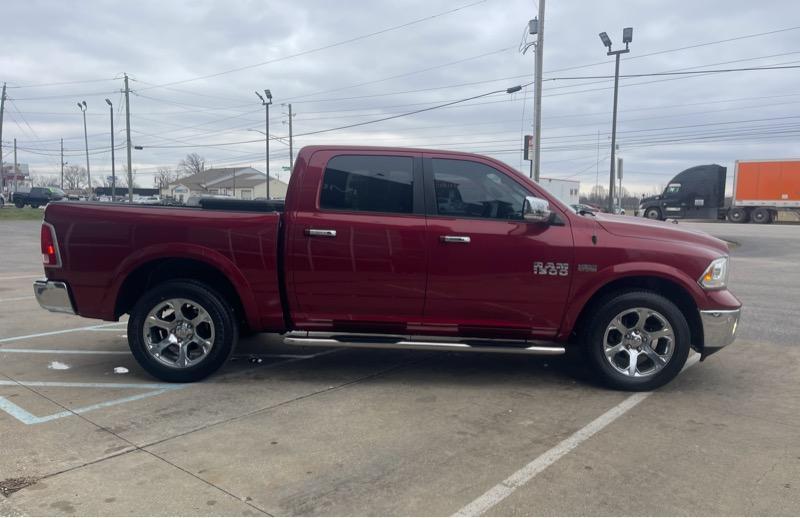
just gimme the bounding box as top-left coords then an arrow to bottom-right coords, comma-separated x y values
2,0 -> 799,195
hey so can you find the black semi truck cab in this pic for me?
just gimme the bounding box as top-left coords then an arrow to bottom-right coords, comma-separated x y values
638,164 -> 726,221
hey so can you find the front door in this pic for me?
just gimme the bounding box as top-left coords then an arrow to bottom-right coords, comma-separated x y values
422,155 -> 574,339
286,150 -> 427,334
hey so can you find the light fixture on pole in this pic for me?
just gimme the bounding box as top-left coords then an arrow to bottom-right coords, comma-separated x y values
598,27 -> 632,213
77,100 -> 91,196
105,98 -> 116,199
255,89 -> 273,199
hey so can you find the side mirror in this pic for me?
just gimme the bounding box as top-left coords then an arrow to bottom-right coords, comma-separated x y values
523,196 -> 551,223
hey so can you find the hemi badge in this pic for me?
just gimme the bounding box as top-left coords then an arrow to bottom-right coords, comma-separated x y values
577,264 -> 597,273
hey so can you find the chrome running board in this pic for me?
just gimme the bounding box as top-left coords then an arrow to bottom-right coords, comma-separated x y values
283,331 -> 565,356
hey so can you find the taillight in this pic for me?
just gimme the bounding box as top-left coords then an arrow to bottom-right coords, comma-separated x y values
41,223 -> 61,267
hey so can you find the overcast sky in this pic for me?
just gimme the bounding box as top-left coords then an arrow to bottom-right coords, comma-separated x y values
2,0 -> 799,195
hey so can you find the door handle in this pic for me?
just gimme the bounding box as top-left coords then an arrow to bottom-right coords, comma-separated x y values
440,235 -> 471,243
305,229 -> 337,238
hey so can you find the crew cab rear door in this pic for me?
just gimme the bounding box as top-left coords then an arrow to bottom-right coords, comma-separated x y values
421,154 -> 574,339
285,149 -> 427,333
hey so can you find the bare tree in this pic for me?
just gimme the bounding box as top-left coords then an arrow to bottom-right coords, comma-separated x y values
30,174 -> 60,187
63,165 -> 87,190
154,167 -> 175,189
177,153 -> 205,179
119,165 -> 139,189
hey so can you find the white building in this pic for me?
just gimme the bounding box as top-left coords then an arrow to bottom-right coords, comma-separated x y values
538,177 -> 580,206
164,167 -> 288,203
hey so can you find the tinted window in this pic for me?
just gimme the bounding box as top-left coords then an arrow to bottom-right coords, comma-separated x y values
432,159 -> 529,220
320,155 -> 414,214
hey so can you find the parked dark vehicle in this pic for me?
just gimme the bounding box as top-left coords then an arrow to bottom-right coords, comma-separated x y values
13,187 -> 65,208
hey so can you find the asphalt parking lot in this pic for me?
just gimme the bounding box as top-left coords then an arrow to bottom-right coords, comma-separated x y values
1,217 -> 798,516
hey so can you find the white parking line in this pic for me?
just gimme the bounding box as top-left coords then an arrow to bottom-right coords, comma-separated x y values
0,322 -> 127,344
0,274 -> 41,281
0,296 -> 33,303
0,348 -> 128,355
0,380 -> 177,389
454,354 -> 701,516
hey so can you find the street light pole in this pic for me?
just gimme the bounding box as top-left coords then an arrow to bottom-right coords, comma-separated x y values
288,103 -> 294,172
105,99 -> 116,199
256,89 -> 273,199
77,101 -> 91,196
599,28 -> 632,213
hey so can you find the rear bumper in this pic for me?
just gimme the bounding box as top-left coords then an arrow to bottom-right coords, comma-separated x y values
33,279 -> 75,314
699,307 -> 741,358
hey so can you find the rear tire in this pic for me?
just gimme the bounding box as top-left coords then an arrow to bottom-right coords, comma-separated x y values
127,280 -> 238,382
30,203 -> 39,209
583,291 -> 691,391
644,207 -> 661,220
728,207 -> 749,223
751,207 -> 772,224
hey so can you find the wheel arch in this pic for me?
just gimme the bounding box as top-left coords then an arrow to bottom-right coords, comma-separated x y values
113,255 -> 258,331
566,275 -> 704,350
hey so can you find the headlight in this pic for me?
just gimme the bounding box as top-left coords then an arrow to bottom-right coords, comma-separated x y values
698,257 -> 729,290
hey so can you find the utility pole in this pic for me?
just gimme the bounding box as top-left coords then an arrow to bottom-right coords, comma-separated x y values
599,27 -> 632,213
13,138 -> 17,195
532,0 -> 545,182
124,74 -> 133,202
288,103 -> 294,171
617,156 -> 623,211
519,1 -> 544,181
60,139 -> 64,189
255,90 -> 273,199
77,101 -> 91,196
105,99 -> 116,199
595,129 -> 600,196
1,82 -> 6,195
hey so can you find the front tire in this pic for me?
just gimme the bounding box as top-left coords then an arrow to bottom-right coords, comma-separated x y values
644,207 -> 661,220
14,200 -> 24,208
583,291 -> 690,391
127,280 -> 238,382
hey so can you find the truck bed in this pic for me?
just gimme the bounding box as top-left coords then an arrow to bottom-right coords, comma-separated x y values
43,201 -> 285,331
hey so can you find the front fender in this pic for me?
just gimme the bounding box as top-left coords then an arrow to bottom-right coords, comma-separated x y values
557,261 -> 704,341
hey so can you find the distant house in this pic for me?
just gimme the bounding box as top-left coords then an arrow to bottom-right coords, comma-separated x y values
163,167 -> 288,203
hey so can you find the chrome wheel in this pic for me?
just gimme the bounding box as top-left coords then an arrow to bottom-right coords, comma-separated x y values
142,298 -> 215,369
603,307 -> 674,378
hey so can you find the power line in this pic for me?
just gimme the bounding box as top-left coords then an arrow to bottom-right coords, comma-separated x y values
137,85 -> 527,148
134,0 -> 490,91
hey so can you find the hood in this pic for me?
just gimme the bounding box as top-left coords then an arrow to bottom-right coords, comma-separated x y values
639,194 -> 661,204
594,213 -> 729,254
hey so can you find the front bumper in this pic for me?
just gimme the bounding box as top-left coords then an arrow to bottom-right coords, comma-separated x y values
33,279 -> 75,314
699,307 -> 741,358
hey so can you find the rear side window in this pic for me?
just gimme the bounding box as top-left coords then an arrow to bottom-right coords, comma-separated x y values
320,155 -> 414,214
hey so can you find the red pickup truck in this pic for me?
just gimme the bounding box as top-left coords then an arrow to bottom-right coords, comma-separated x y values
34,146 -> 741,390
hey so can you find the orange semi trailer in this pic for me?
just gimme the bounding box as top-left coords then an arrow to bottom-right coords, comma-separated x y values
638,160 -> 800,224
729,159 -> 800,223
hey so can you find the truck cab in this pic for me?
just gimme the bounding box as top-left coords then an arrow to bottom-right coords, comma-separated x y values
639,164 -> 726,220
